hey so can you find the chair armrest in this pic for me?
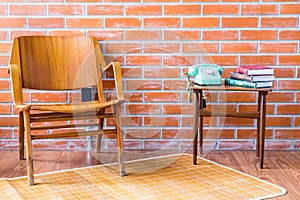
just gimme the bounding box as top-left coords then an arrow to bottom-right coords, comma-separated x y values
102,62 -> 125,101
9,64 -> 24,106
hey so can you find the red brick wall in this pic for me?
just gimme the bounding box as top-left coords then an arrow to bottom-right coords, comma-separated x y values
0,0 -> 299,152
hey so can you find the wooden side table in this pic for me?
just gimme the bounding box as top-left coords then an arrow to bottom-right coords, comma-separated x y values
190,84 -> 272,169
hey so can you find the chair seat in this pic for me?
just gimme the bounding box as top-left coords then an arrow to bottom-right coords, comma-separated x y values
30,100 -> 121,113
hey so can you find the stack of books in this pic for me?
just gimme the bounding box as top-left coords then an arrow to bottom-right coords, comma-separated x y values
225,65 -> 274,88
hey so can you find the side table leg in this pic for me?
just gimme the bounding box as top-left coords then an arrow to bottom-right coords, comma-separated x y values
259,92 -> 267,169
256,93 -> 262,157
193,91 -> 200,165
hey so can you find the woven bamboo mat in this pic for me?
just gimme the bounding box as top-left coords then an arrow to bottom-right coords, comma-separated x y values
0,154 -> 286,200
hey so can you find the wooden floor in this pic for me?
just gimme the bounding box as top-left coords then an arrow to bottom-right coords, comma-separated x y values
0,150 -> 299,200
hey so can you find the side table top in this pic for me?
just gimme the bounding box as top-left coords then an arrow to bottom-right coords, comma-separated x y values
190,83 -> 273,92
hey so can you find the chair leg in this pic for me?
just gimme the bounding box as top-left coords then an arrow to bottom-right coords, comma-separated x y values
18,111 -> 25,160
96,109 -> 105,153
23,109 -> 34,186
114,104 -> 125,177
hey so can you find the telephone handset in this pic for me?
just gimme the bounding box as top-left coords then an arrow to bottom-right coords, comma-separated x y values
187,64 -> 223,85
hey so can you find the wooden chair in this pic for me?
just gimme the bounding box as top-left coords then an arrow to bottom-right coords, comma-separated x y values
9,36 -> 125,186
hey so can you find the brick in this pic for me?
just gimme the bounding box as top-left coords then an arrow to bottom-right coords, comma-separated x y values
182,42 -> 219,53
104,0 -> 140,2
221,42 -> 257,53
267,92 -> 294,103
0,55 -> 9,65
240,55 -> 276,66
295,141 -> 300,149
0,42 -> 12,54
163,55 -> 199,66
105,18 -> 140,28
0,5 -> 7,15
261,17 -> 298,28
124,91 -> 143,102
0,140 -> 18,149
265,140 -> 291,151
277,104 -> 300,115
10,30 -> 46,39
181,116 -> 217,126
145,116 -> 179,127
260,42 -> 297,53
294,116 -> 300,126
49,30 -> 85,36
144,68 -> 180,78
125,80 -> 162,90
223,118 -> 254,127
219,92 -> 256,103
279,30 -> 300,40
241,4 -> 277,15
105,43 -> 142,54
240,30 -> 277,40
202,55 -> 238,66
10,4 -> 46,15
144,42 -> 180,53
0,116 -> 18,127
164,4 -> 200,15
144,17 -> 180,28
0,31 -> 8,40
126,4 -> 162,15
88,30 -> 124,40
162,129 -> 193,139
126,55 -> 161,66
0,92 -> 12,102
218,140 -> 255,150
279,55 -> 300,66
222,17 -> 258,28
126,103 -> 161,115
238,104 -> 274,115
0,129 -> 12,138
144,92 -> 180,102
30,0 -> 63,2
222,0 -> 257,2
280,4 -> 300,14
143,140 -> 179,150
0,104 -> 11,114
125,30 -> 162,40
28,18 -> 64,28
164,30 -> 200,40
105,140 -> 141,150
121,68 -> 142,78
202,30 -> 238,40
162,104 -> 193,115
266,116 -> 292,127
48,4 -> 84,15
237,129 -> 273,139
87,4 -> 123,15
66,18 -> 102,28
296,92 -> 300,102
183,17 -> 219,28
275,129 -> 300,139
120,116 -> 142,126
144,0 -> 179,2
0,17 -> 26,28
31,92 -> 67,103
274,68 -> 295,78
164,80 -> 187,91
0,80 -> 10,90
125,129 -> 161,139
203,4 -> 238,15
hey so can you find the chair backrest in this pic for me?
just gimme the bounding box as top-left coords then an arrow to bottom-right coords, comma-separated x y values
10,36 -> 107,90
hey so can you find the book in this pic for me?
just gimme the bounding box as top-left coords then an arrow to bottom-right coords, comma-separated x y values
237,65 -> 274,75
230,72 -> 275,82
225,78 -> 273,88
